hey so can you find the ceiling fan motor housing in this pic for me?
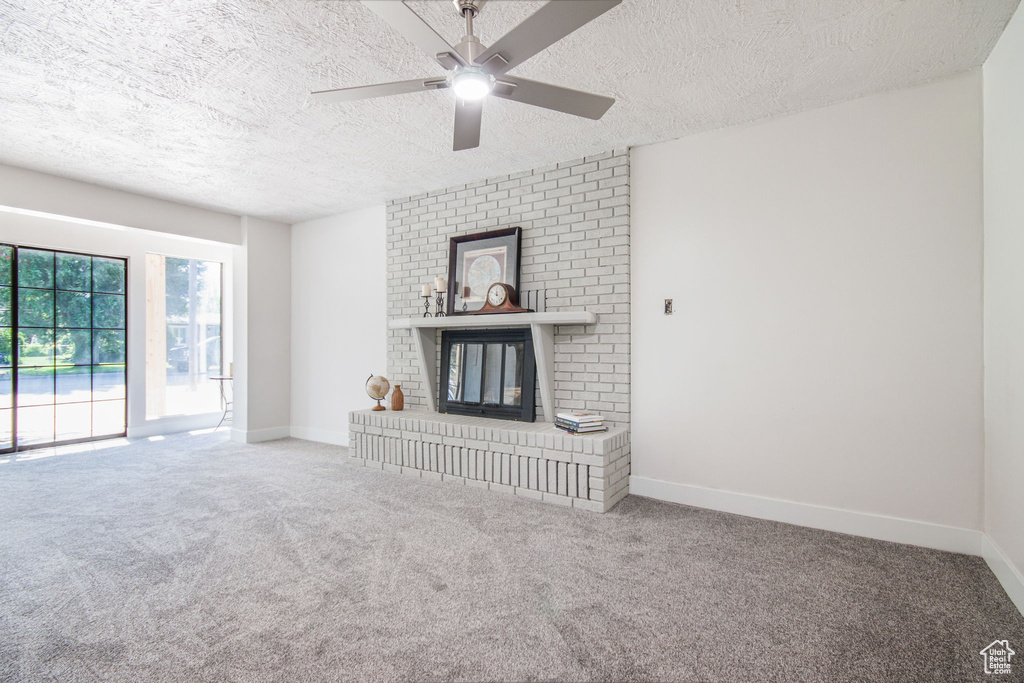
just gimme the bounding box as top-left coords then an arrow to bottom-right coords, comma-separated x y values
455,34 -> 486,64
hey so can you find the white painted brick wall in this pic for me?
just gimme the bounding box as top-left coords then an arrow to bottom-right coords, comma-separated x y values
386,149 -> 631,425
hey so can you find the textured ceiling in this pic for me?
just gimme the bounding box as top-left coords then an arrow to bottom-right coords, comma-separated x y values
0,0 -> 1018,223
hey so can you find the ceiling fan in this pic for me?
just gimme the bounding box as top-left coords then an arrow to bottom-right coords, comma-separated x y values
312,0 -> 621,151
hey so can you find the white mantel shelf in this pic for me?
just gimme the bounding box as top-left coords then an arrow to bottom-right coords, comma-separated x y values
389,311 -> 596,330
389,311 -> 598,422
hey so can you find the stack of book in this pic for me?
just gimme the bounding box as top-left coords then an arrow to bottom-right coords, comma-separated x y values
555,412 -> 607,435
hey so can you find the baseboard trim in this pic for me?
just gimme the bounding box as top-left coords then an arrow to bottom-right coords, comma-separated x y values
231,426 -> 291,444
629,476 -> 983,556
290,426 -> 349,446
126,413 -> 222,438
982,535 -> 1024,617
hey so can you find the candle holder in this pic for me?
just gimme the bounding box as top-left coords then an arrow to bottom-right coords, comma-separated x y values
422,294 -> 433,318
434,290 -> 446,317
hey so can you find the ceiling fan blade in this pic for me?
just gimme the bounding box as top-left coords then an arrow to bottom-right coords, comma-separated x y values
492,77 -> 614,120
312,78 -> 447,104
453,99 -> 483,151
361,1 -> 467,69
476,0 -> 621,75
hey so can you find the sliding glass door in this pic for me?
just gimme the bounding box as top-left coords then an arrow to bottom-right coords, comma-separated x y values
1,248 -> 11,450
0,244 -> 127,452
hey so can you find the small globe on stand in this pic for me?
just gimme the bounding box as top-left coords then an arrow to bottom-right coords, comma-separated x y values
365,374 -> 390,411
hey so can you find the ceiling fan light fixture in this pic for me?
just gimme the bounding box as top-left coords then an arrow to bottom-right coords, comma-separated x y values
451,68 -> 494,101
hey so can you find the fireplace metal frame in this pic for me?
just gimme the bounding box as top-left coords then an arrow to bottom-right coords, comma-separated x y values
438,328 -> 536,422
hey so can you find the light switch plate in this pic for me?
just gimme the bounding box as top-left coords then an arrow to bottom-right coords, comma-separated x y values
664,299 -> 673,315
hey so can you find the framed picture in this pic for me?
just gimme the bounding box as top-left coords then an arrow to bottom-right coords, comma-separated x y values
446,227 -> 522,315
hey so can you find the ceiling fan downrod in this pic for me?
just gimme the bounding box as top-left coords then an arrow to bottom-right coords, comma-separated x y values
453,0 -> 487,64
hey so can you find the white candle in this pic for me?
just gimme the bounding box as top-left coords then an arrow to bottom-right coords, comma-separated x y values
420,284 -> 431,297
435,276 -> 446,292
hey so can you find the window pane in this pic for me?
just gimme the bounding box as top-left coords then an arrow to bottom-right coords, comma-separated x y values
0,286 -> 10,326
18,329 -> 54,366
483,344 -> 502,404
146,255 -> 223,418
0,246 -> 11,286
0,368 -> 10,409
503,343 -> 523,406
55,253 -> 91,291
0,328 -> 10,367
93,365 -> 125,401
93,294 -> 125,329
18,249 -> 53,289
55,403 -> 91,442
18,367 -> 54,406
93,400 -> 125,437
17,405 -> 54,446
56,329 -> 92,366
56,291 -> 91,328
0,408 -> 10,450
56,366 -> 91,404
463,343 -> 482,403
447,343 -> 463,401
18,289 -> 54,327
92,257 -> 125,294
93,330 -> 125,364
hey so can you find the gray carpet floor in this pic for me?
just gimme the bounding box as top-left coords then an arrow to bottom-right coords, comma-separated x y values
0,432 -> 1021,683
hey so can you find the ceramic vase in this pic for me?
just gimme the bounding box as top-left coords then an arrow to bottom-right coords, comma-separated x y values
391,384 -> 404,411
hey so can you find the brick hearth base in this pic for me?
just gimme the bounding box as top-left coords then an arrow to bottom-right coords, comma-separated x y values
348,409 -> 630,512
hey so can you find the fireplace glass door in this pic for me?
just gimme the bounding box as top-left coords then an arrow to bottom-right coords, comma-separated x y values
440,328 -> 536,422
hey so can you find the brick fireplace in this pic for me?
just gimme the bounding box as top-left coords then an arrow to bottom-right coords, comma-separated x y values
385,149 -> 629,423
348,149 -> 631,512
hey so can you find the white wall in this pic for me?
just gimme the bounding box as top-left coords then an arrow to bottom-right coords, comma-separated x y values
0,164 -> 242,245
983,5 -> 1024,611
232,217 -> 292,442
290,206 -> 386,445
0,210 -> 235,435
631,73 -> 984,534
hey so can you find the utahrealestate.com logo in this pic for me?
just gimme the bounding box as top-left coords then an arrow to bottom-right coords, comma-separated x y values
980,640 -> 1015,675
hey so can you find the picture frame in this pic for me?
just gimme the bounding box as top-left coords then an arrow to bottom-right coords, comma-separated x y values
446,227 -> 522,315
